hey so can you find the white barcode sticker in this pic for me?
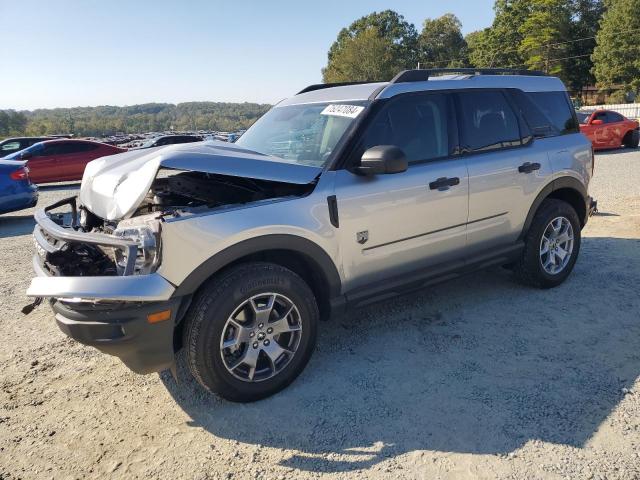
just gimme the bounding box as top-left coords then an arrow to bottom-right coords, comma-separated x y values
320,104 -> 364,118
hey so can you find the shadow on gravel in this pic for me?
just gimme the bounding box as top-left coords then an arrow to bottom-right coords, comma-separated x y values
0,215 -> 35,238
160,236 -> 640,473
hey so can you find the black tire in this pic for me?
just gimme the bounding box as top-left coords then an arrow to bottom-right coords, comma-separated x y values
180,262 -> 319,402
623,129 -> 639,148
513,199 -> 581,289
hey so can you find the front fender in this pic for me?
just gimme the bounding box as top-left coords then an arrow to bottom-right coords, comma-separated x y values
170,233 -> 342,297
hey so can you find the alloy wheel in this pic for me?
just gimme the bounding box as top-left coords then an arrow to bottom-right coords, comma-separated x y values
219,293 -> 302,382
539,216 -> 574,275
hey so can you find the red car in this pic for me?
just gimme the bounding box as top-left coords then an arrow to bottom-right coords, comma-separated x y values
5,139 -> 126,183
577,109 -> 639,150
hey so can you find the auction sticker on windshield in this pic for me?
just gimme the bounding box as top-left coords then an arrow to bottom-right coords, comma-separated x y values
321,104 -> 364,118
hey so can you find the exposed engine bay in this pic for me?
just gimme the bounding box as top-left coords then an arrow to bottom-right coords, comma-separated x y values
134,170 -> 313,217
38,169 -> 314,278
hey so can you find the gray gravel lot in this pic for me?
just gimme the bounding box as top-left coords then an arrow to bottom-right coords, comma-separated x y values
1,149 -> 639,480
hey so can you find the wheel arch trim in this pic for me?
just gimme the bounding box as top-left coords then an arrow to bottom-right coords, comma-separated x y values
520,176 -> 588,239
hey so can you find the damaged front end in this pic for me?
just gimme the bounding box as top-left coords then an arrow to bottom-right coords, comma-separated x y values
25,142 -> 320,374
31,140 -> 320,283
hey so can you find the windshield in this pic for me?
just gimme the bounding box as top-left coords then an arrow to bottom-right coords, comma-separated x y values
576,111 -> 592,124
235,102 -> 367,167
4,142 -> 43,159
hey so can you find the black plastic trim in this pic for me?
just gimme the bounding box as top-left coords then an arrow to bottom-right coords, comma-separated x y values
327,195 -> 339,228
297,81 -> 381,95
520,176 -> 589,238
51,297 -> 184,374
344,242 -> 524,308
391,69 -> 546,83
173,235 -> 342,298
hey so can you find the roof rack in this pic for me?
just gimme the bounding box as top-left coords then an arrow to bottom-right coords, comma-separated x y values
390,68 -> 547,84
296,81 -> 381,95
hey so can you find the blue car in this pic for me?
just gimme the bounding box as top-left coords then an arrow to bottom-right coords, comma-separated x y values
0,160 -> 38,215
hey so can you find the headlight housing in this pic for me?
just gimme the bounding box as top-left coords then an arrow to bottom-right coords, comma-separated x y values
113,220 -> 161,275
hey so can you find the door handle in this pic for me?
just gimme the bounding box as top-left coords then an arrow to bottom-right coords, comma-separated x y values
429,176 -> 460,190
518,162 -> 541,174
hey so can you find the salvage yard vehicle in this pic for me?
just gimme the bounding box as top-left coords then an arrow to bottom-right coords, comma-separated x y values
0,160 -> 37,214
5,139 -> 126,183
0,136 -> 56,158
27,69 -> 597,402
577,109 -> 639,150
138,134 -> 203,149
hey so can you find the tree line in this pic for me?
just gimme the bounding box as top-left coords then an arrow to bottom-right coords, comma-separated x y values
0,102 -> 271,139
323,0 -> 640,103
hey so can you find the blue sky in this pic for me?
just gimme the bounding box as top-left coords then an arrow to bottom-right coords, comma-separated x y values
0,0 -> 495,110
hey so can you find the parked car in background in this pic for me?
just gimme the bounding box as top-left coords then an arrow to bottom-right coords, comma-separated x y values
5,139 -> 126,183
0,137 -> 56,158
577,109 -> 639,150
138,135 -> 202,149
0,160 -> 38,214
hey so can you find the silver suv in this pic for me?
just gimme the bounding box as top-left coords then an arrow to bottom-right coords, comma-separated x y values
27,69 -> 596,402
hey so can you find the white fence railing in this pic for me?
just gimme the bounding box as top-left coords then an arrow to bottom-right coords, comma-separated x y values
581,103 -> 640,118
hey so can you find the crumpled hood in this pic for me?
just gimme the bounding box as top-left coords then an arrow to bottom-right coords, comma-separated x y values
79,140 -> 322,221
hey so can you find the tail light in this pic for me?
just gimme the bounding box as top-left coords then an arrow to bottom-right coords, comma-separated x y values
10,166 -> 29,181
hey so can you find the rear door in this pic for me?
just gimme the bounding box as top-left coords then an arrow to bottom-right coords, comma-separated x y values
25,143 -> 59,183
604,111 -> 627,147
335,91 -> 469,292
591,111 -> 610,148
461,89 -> 552,253
59,142 -> 101,180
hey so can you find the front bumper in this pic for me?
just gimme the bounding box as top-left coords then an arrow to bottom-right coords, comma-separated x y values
52,298 -> 182,374
27,200 -> 182,374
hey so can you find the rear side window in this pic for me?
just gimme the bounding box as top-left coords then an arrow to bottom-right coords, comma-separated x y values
457,91 -> 521,152
524,91 -> 578,135
605,112 -> 624,123
1,141 -> 20,152
576,111 -> 592,125
358,92 -> 455,164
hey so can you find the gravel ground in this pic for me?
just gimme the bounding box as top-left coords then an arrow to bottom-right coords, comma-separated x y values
1,149 -> 639,480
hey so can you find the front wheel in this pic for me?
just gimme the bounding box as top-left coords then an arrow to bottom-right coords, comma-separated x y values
180,262 -> 319,402
514,199 -> 581,288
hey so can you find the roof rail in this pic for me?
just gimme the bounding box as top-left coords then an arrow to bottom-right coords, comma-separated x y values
390,68 -> 547,84
296,81 -> 381,95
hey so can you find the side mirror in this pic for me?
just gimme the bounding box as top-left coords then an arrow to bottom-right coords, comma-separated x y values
591,119 -> 604,125
356,145 -> 408,175
20,151 -> 33,160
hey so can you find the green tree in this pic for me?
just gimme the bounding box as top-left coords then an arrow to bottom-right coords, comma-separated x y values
487,0 -> 530,67
563,0 -> 604,91
418,14 -> 468,68
592,0 -> 640,96
466,29 -> 491,67
518,0 -> 572,75
323,27 -> 400,82
323,10 -> 418,82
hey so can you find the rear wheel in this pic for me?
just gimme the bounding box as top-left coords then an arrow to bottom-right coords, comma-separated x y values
180,262 -> 319,402
513,199 -> 581,288
623,129 -> 639,148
